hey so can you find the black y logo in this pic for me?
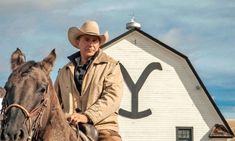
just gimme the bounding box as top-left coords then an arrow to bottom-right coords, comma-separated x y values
119,62 -> 162,119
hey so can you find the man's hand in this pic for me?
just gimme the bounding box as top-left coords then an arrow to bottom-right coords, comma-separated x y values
67,113 -> 89,125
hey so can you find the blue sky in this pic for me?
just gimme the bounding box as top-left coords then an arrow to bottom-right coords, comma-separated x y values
0,0 -> 234,119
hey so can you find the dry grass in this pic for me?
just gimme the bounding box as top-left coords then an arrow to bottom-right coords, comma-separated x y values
227,119 -> 235,134
227,119 -> 235,141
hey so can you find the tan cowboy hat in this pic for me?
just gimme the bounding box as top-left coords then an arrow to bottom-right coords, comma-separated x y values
68,20 -> 109,48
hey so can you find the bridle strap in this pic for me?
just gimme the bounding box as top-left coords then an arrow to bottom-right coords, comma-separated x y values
4,98 -> 48,141
5,104 -> 33,140
5,104 -> 31,118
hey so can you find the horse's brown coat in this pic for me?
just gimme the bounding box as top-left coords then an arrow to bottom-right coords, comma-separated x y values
0,87 -> 5,98
1,49 -> 79,141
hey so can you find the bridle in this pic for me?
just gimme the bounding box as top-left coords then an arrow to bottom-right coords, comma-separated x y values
1,88 -> 49,141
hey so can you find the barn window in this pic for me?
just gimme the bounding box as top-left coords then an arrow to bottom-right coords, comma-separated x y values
176,127 -> 193,141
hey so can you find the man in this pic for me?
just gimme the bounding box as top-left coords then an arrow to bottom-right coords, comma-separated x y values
54,20 -> 123,141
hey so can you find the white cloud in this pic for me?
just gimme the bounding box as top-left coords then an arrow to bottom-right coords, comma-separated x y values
0,0 -> 235,118
160,28 -> 197,48
0,0 -> 74,10
160,28 -> 183,46
191,47 -> 235,89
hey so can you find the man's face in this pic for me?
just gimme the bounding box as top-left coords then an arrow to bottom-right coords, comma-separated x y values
76,34 -> 100,59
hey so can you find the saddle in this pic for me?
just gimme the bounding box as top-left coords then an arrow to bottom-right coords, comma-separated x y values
68,109 -> 98,141
78,123 -> 99,141
68,122 -> 98,141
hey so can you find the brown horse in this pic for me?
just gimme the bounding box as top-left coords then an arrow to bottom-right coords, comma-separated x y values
0,49 -> 97,141
0,87 -> 6,98
0,87 -> 5,123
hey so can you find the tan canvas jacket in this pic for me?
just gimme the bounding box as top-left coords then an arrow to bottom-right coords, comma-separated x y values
54,50 -> 123,132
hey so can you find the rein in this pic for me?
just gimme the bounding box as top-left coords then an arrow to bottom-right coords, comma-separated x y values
2,92 -> 49,141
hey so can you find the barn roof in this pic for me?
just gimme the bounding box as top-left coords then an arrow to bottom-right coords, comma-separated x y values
101,28 -> 234,138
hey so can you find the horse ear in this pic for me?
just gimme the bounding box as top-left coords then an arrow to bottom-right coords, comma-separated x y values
11,48 -> 26,71
41,49 -> 56,74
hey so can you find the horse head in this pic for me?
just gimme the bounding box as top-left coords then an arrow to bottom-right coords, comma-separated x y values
1,48 -> 56,141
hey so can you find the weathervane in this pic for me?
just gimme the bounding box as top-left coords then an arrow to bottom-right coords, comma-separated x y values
126,13 -> 141,30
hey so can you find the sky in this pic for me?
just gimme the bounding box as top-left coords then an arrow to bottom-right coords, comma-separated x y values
0,0 -> 234,119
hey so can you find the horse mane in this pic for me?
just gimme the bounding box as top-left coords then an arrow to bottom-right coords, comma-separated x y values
17,61 -> 36,73
48,76 -> 60,110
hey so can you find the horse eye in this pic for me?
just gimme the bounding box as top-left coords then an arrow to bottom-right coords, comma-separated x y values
37,84 -> 47,94
39,87 -> 46,93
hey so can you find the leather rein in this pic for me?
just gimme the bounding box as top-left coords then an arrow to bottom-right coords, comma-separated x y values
1,89 -> 49,141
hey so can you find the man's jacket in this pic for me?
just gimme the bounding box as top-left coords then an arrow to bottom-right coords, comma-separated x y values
54,50 -> 123,132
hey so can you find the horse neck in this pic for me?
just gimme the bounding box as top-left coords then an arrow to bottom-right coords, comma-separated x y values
42,87 -> 78,141
47,87 -> 68,126
46,78 -> 70,127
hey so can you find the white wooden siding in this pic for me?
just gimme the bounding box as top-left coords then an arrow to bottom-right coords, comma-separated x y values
104,31 -> 226,141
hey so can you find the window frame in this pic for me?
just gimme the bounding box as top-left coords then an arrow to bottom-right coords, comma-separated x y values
176,127 -> 193,141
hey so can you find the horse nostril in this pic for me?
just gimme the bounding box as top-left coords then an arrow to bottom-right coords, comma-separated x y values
1,131 -> 9,140
3,133 -> 10,141
1,129 -> 25,140
19,129 -> 24,139
14,129 -> 24,140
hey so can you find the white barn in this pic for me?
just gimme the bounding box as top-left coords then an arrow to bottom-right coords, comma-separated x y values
102,26 -> 233,141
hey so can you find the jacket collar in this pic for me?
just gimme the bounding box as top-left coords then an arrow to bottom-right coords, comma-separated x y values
67,51 -> 80,65
67,49 -> 109,67
93,49 -> 109,64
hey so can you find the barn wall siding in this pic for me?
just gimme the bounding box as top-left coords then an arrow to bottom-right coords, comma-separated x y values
103,31 -> 227,141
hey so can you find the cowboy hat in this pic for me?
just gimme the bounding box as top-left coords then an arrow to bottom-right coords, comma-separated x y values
68,20 -> 109,48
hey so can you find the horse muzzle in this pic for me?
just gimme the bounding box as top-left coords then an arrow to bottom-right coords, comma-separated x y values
1,122 -> 29,141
